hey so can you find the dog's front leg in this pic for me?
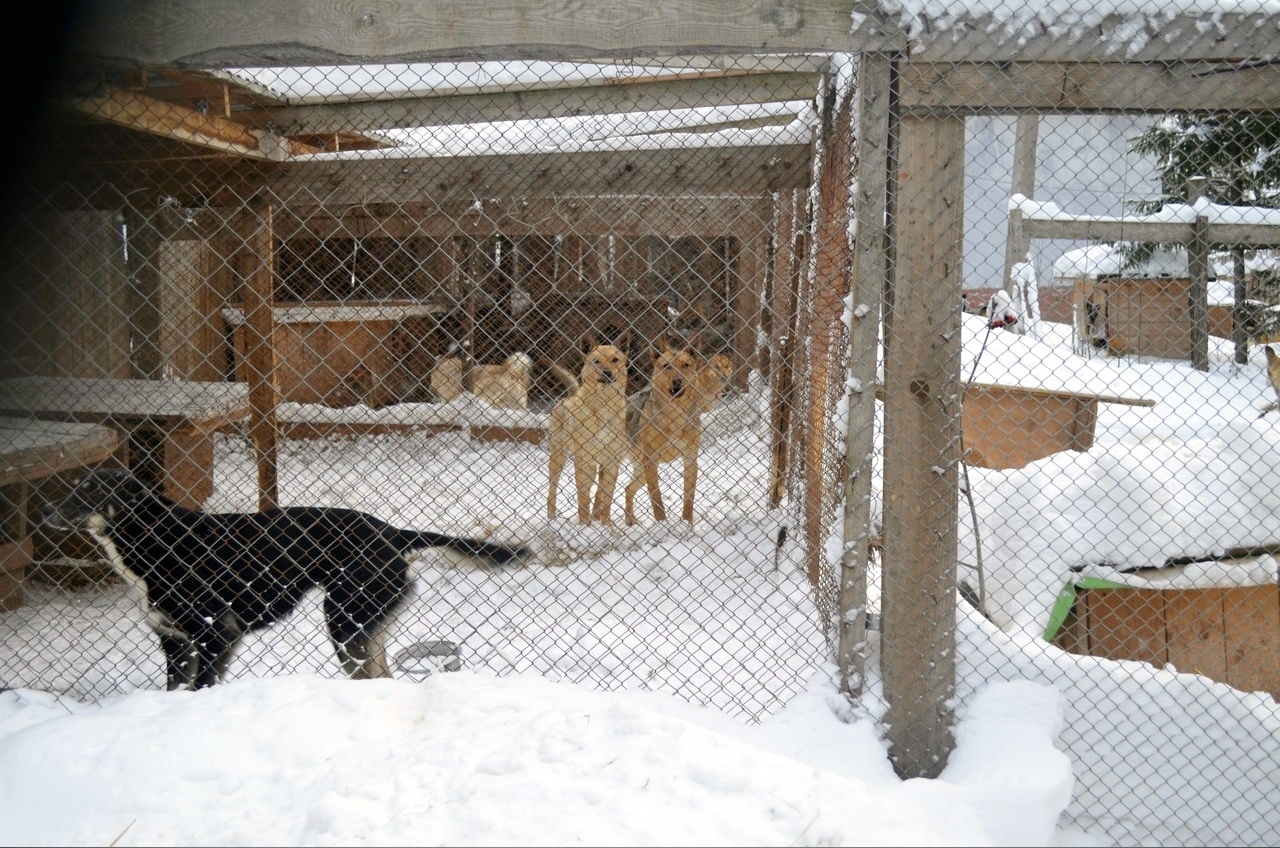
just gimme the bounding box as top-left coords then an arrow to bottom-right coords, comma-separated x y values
573,461 -> 595,524
681,453 -> 698,525
190,614 -> 245,689
547,444 -> 566,519
592,463 -> 619,525
158,631 -> 198,691
643,459 -> 666,522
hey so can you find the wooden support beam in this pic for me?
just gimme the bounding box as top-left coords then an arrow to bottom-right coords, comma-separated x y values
1188,178 -> 1210,373
66,2 -> 1278,65
239,72 -> 823,136
276,196 -> 773,240
881,112 -> 964,780
1021,217 -> 1280,247
837,52 -> 892,700
240,202 -> 280,511
1001,114 -> 1037,336
900,61 -> 1280,114
68,84 -> 319,160
766,190 -> 802,511
268,142 -> 812,205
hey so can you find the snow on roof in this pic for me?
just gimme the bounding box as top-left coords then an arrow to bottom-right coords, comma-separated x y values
960,313 -> 1152,400
1051,243 -> 1190,281
873,0 -> 1280,54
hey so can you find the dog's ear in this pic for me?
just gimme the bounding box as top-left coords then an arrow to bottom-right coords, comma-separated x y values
1267,345 -> 1278,363
580,333 -> 598,355
615,330 -> 631,357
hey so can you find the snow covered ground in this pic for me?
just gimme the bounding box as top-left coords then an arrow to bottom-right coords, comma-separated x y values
2,316 -> 1279,846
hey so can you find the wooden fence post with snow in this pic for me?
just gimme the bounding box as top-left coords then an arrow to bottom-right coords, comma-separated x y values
881,108 -> 964,780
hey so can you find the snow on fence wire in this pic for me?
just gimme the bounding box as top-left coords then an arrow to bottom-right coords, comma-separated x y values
1,6 -> 1279,843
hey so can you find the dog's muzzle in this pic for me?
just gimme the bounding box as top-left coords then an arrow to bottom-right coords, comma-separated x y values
41,502 -> 81,532
598,369 -> 616,384
670,378 -> 685,398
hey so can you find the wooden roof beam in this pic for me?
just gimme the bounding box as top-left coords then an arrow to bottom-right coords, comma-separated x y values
233,72 -> 822,136
67,84 -> 322,160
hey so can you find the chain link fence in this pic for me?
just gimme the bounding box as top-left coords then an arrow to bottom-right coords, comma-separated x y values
0,8 -> 1278,845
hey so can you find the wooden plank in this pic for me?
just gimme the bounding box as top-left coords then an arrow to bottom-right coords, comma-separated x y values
881,111 -> 964,779
961,388 -> 1089,470
1022,217 -> 1280,248
0,419 -> 119,486
68,1 -> 893,65
1084,588 -> 1168,667
67,2 -> 1278,64
241,73 -> 823,135
1165,588 -> 1228,684
0,538 -> 33,612
900,61 -> 1280,114
268,143 -> 813,206
240,202 -> 280,511
801,72 -> 853,590
278,196 -> 773,241
766,190 -> 801,510
1223,584 -> 1280,698
837,52 -> 892,699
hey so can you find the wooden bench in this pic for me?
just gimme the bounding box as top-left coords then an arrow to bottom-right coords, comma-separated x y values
0,418 -> 119,610
0,378 -> 250,509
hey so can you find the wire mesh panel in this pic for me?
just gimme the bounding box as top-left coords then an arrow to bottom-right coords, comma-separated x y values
0,55 -> 832,722
1,6 -> 1279,845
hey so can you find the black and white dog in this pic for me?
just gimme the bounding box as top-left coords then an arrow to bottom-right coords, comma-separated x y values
41,469 -> 528,690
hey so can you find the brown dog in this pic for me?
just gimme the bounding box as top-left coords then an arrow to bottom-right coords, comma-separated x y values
623,339 -> 731,525
1261,345 -> 1280,418
547,337 -> 629,524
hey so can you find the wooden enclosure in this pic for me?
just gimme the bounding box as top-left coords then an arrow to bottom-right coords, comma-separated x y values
1054,583 -> 1280,699
2,0 -> 1275,781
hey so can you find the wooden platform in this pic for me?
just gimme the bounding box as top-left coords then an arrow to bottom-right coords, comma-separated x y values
0,418 -> 120,610
1052,581 -> 1280,699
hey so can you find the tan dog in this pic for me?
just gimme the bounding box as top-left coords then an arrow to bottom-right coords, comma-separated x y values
430,355 -> 466,403
623,340 -> 730,525
1261,345 -> 1280,418
547,338 -> 629,524
471,352 -> 534,410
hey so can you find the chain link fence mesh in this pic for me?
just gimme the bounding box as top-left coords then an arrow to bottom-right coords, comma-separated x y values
0,18 -> 1278,845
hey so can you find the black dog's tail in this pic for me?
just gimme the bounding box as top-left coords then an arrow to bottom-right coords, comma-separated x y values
389,528 -> 530,565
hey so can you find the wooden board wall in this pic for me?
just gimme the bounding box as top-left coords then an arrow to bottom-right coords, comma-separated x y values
1056,584 -> 1280,699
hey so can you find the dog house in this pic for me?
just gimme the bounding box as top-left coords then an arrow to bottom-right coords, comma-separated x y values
1050,576 -> 1280,699
1056,245 -> 1236,358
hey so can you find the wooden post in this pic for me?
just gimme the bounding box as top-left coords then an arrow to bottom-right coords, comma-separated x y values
730,215 -> 767,391
767,190 -> 802,510
1232,250 -> 1249,366
1001,115 -> 1039,335
123,206 -> 164,378
802,70 -> 856,591
837,52 -> 892,700
1187,177 -> 1210,372
241,201 -> 279,511
882,111 -> 964,779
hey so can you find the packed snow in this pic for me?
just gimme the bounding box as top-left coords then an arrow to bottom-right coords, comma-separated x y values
2,317 -> 1279,846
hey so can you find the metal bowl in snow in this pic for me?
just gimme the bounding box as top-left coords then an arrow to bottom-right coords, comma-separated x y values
394,640 -> 463,678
